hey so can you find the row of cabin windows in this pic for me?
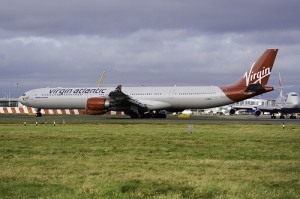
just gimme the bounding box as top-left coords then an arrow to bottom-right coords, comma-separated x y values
130,93 -> 162,96
177,92 -> 216,95
40,92 -> 217,97
130,92 -> 216,96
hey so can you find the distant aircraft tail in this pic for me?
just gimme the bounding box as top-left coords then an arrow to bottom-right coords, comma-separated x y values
221,49 -> 278,102
279,72 -> 283,97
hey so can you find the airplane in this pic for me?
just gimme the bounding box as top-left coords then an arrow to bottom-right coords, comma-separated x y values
18,49 -> 278,118
230,73 -> 300,119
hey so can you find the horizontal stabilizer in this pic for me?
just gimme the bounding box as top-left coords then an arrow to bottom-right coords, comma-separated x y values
244,83 -> 274,93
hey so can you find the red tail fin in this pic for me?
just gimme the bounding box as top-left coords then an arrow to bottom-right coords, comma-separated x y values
237,49 -> 278,87
221,49 -> 278,102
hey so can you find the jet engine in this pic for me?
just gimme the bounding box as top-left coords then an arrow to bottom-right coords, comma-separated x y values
229,109 -> 236,115
254,109 -> 262,117
85,97 -> 110,115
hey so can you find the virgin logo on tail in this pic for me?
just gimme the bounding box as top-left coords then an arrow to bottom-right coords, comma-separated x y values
244,63 -> 271,86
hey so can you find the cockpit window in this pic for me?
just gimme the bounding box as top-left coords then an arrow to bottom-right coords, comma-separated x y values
22,93 -> 26,96
291,94 -> 298,96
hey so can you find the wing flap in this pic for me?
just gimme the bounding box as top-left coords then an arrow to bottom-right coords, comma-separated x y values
256,106 -> 280,113
138,100 -> 172,110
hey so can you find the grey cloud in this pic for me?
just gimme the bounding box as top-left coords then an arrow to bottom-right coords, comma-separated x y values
1,30 -> 293,83
0,0 -> 300,98
1,0 -> 300,36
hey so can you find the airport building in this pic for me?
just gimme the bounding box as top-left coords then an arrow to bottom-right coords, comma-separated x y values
0,98 -> 20,107
234,98 -> 275,107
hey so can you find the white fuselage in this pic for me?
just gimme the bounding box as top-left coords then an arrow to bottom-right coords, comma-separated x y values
19,86 -> 233,111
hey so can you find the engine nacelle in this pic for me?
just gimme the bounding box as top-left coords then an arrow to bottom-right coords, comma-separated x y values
254,110 -> 262,117
85,97 -> 110,115
229,109 -> 236,115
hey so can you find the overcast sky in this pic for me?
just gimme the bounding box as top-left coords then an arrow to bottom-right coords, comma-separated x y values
1,0 -> 300,98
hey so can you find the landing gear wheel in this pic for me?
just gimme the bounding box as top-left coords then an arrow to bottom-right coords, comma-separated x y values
35,112 -> 42,117
35,108 -> 42,117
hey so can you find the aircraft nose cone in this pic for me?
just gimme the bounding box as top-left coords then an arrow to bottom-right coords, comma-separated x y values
18,95 -> 28,106
18,96 -> 23,103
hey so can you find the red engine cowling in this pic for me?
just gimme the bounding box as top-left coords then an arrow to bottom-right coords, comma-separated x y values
85,97 -> 109,115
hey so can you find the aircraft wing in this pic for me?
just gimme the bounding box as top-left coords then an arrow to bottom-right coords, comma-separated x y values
230,105 -> 257,115
230,104 -> 280,117
108,85 -> 172,111
231,105 -> 257,111
256,105 -> 300,114
108,85 -> 148,111
256,106 -> 280,113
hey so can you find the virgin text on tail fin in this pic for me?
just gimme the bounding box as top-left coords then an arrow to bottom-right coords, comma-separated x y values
244,64 -> 271,86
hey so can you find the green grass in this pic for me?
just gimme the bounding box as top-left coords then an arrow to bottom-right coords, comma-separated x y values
0,119 -> 300,198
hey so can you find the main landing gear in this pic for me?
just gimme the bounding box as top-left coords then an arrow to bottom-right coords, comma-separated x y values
35,108 -> 42,117
128,111 -> 167,119
270,113 -> 297,119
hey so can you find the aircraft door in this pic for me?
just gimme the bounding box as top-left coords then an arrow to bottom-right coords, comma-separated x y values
169,89 -> 175,99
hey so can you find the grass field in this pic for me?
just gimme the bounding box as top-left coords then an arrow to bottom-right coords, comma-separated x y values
1,117 -> 300,198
